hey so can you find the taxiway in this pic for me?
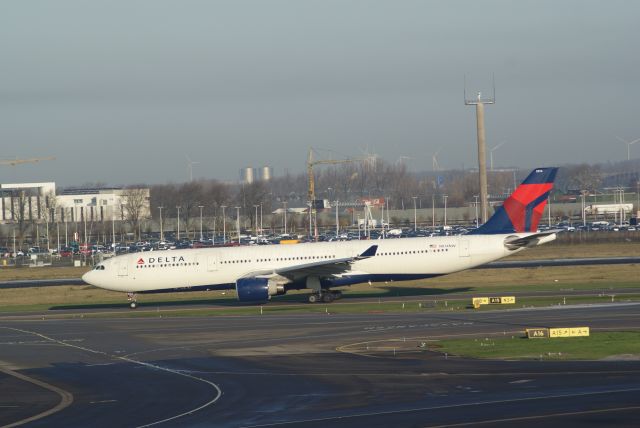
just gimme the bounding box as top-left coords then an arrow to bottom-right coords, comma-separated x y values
1,303 -> 639,427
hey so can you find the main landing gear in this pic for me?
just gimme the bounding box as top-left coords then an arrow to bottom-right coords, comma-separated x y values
127,292 -> 138,309
307,290 -> 342,304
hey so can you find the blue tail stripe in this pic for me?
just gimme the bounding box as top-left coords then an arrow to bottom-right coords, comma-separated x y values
524,191 -> 551,231
468,206 -> 512,235
522,168 -> 558,185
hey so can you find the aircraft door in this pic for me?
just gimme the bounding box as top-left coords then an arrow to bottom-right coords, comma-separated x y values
118,257 -> 129,276
207,255 -> 218,272
458,238 -> 470,257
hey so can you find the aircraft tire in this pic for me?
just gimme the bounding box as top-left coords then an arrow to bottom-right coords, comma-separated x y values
322,293 -> 334,303
308,294 -> 319,304
130,301 -> 138,309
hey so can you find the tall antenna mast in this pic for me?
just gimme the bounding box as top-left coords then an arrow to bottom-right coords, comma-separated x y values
465,74 -> 495,224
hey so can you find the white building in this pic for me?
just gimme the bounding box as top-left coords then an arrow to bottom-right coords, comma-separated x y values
56,187 -> 151,223
0,182 -> 56,223
0,182 -> 150,224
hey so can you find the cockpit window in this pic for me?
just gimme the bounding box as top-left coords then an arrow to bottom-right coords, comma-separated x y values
94,265 -> 106,270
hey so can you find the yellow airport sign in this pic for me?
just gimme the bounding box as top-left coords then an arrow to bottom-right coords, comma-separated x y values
472,297 -> 489,306
549,327 -> 590,338
526,328 -> 549,338
472,296 -> 515,307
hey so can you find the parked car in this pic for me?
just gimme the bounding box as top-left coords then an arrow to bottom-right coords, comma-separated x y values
59,247 -> 74,257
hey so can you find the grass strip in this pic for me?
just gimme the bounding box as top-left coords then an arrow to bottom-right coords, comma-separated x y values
2,294 -> 639,320
432,331 -> 640,360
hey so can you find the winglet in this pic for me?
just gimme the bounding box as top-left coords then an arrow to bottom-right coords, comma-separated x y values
357,245 -> 378,259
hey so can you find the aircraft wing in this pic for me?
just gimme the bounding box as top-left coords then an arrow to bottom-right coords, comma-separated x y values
240,245 -> 378,280
503,230 -> 561,250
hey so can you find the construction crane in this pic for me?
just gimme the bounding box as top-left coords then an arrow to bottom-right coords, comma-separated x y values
307,148 -> 364,239
0,156 -> 55,166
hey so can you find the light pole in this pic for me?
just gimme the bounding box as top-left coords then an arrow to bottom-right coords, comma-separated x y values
176,206 -> 181,241
212,216 -> 216,245
443,195 -> 448,227
412,196 -> 417,231
254,204 -> 259,236
235,206 -> 241,244
431,194 -> 435,228
84,206 -> 88,249
465,88 -> 495,224
474,195 -> 479,228
335,200 -> 339,237
221,205 -> 227,244
198,205 -> 204,241
380,200 -> 384,239
307,201 -> 312,238
581,191 -> 586,227
259,203 -> 263,236
386,196 -> 390,231
45,211 -> 50,252
283,201 -> 288,235
158,206 -> 164,241
619,188 -> 626,223
111,211 -> 115,251
73,201 -> 79,244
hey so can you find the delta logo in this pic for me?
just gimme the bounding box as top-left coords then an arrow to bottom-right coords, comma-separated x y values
137,256 -> 186,265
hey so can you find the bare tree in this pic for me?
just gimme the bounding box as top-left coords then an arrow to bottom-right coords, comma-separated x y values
45,191 -> 58,223
237,181 -> 270,230
10,190 -> 31,249
121,187 -> 149,241
566,164 -> 602,192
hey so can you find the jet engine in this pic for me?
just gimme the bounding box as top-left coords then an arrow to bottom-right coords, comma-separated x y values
236,277 -> 286,303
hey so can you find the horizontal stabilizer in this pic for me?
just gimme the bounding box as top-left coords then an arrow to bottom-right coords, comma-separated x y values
504,230 -> 559,250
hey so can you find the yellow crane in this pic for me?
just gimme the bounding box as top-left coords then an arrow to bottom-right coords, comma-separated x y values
0,156 -> 55,166
307,148 -> 363,239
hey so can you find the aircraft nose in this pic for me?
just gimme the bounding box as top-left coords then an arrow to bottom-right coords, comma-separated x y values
82,270 -> 94,285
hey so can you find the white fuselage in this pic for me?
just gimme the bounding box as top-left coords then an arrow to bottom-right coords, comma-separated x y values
82,234 -> 526,293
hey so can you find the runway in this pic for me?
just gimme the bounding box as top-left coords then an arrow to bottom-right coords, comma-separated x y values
1,303 -> 640,427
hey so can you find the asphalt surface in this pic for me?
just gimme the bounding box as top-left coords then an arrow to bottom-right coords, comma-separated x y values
1,302 -> 640,427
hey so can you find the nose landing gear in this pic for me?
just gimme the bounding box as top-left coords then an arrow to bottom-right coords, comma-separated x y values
127,293 -> 138,309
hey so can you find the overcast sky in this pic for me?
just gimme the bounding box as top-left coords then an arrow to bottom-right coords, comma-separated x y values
1,0 -> 638,186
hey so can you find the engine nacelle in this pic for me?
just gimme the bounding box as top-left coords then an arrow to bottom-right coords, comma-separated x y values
236,277 -> 285,303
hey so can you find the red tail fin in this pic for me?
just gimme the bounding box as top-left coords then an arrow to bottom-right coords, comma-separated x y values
470,168 -> 558,235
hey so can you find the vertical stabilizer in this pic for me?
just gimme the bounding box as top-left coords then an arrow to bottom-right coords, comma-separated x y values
470,167 -> 558,235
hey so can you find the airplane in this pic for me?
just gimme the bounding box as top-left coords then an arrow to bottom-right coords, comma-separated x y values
83,167 -> 559,309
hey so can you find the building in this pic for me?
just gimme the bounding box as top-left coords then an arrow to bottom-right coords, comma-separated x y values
57,187 -> 151,223
0,182 -> 55,223
0,182 -> 150,224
